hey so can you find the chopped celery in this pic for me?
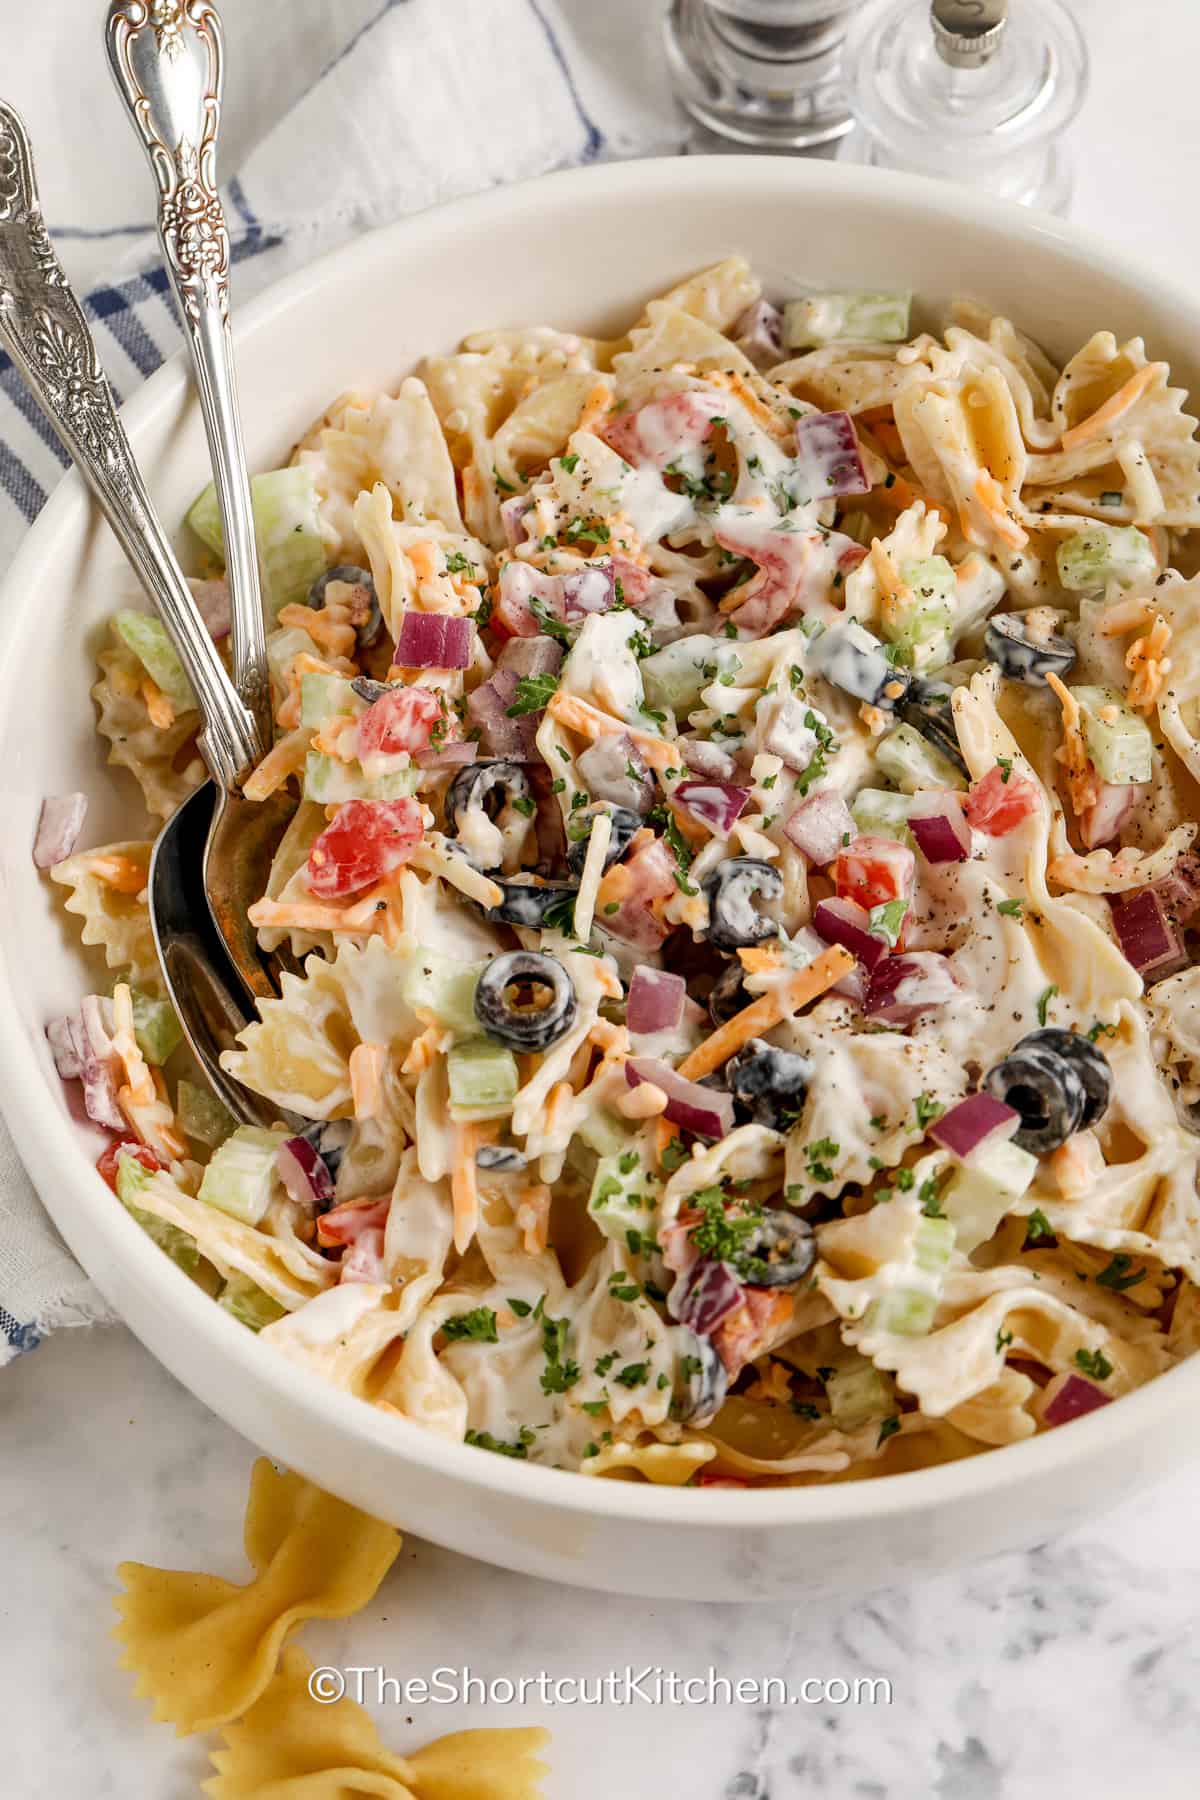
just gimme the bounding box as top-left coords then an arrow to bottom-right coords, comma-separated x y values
587,1150 -> 651,1245
115,1151 -> 200,1275
868,1288 -> 937,1336
187,465 -> 327,615
874,723 -> 967,794
782,290 -> 911,350
198,1126 -> 288,1225
447,1038 -> 519,1117
113,610 -> 195,712
913,1213 -> 955,1274
300,672 -> 364,730
851,787 -> 915,845
640,635 -> 719,718
219,1274 -> 287,1332
177,1078 -> 236,1150
944,1137 -> 1037,1254
303,753 -> 420,806
402,950 -> 485,1035
574,1106 -> 634,1159
1056,524 -> 1156,594
1071,685 -> 1153,785
130,991 -> 182,1065
880,557 -> 956,670
825,1358 -> 895,1430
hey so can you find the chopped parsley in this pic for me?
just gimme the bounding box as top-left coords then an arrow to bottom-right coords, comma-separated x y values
465,1426 -> 534,1459
493,467 -> 517,495
688,1187 -> 764,1277
541,890 -> 578,935
919,1176 -> 945,1218
996,1328 -> 1014,1353
1037,984 -> 1059,1027
1087,1020 -> 1118,1043
506,672 -> 559,717
559,452 -> 580,474
1095,1254 -> 1146,1293
876,1415 -> 901,1449
511,794 -> 536,818
996,897 -> 1024,919
997,756 -> 1013,784
913,1093 -> 944,1132
869,899 -> 908,947
649,803 -> 698,897
661,1137 -> 688,1173
506,1297 -> 533,1318
1024,1209 -> 1054,1245
614,1362 -> 649,1389
444,550 -> 477,577
565,515 -> 611,545
442,1306 -> 498,1343
793,711 -> 839,798
805,1138 -> 839,1184
1074,1346 -> 1113,1382
540,1312 -> 580,1395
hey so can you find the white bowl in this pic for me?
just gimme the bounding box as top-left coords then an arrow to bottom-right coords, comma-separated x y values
2,157 -> 1197,1602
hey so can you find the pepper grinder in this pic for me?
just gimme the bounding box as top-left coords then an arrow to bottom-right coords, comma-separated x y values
841,0 -> 1089,214
663,0 -> 860,150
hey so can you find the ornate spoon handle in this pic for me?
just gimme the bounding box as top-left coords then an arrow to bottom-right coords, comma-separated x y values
106,0 -> 272,750
0,99 -> 261,790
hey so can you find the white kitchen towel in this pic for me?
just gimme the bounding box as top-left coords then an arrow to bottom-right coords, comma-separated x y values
0,0 -> 679,1364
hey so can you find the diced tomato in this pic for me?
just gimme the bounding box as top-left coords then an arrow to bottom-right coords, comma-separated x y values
964,765 -> 1040,837
340,1227 -> 388,1284
317,1194 -> 391,1249
306,798 -> 424,899
97,1138 -> 165,1192
694,1471 -> 751,1488
835,834 -> 916,911
602,390 -> 721,470
356,685 -> 442,759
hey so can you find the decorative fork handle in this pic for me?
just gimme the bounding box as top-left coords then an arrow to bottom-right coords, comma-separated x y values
0,100 -> 262,791
106,0 -> 272,750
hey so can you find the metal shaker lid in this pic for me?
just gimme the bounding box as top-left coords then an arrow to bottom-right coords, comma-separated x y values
931,0 -> 1009,68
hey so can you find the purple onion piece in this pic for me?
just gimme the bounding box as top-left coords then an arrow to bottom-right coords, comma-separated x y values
46,1013 -> 87,1080
1110,888 -> 1190,980
33,792 -> 88,870
497,634 -> 564,680
909,794 -> 971,864
732,298 -> 784,370
560,564 -> 616,621
680,736 -> 738,782
187,576 -> 231,640
812,897 -> 888,972
865,952 -> 959,1025
784,789 -> 855,866
792,410 -> 870,498
676,1257 -> 743,1335
576,733 -> 655,814
394,612 -> 472,670
626,967 -> 687,1035
466,669 -> 542,761
414,740 -> 478,770
500,494 -> 535,547
673,778 -> 751,836
1043,1373 -> 1112,1426
625,1056 -> 735,1139
928,1093 -> 1019,1158
277,1135 -> 335,1208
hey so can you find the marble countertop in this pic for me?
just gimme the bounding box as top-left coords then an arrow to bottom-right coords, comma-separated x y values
5,4 -> 1200,1797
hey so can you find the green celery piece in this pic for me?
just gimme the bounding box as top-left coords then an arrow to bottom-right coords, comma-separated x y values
402,951 -> 485,1035
115,1152 -> 200,1276
874,723 -> 967,795
587,1151 -> 649,1245
300,672 -> 364,730
130,991 -> 182,1066
303,753 -> 420,805
867,1288 -> 938,1336
825,1359 -> 894,1430
783,290 -> 911,351
851,787 -> 915,846
186,465 -> 327,615
914,1214 -> 955,1273
1071,685 -> 1153,786
113,610 -> 196,712
639,636 -> 719,718
198,1126 -> 288,1225
177,1078 -> 236,1150
881,557 -> 955,670
219,1274 -> 287,1332
944,1137 -> 1037,1254
1056,524 -> 1156,593
447,1038 -> 519,1116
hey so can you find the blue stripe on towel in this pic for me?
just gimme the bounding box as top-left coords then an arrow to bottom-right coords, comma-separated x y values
526,0 -> 605,162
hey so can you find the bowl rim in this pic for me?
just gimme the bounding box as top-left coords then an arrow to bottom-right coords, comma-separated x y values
2,150 -> 1198,1533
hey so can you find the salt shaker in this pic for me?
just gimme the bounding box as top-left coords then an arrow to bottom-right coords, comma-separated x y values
663,0 -> 859,149
841,0 -> 1089,214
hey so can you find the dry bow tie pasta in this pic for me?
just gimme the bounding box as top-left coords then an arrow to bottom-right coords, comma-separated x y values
40,258 -> 1200,1486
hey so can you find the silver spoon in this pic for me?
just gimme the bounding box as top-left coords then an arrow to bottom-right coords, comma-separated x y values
0,100 -> 293,1129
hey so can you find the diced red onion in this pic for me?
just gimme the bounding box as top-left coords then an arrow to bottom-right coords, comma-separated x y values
188,576 -> 231,640
79,994 -> 125,1131
495,559 -> 614,637
611,554 -> 681,639
465,669 -> 541,761
576,733 -> 654,814
673,779 -> 750,836
1109,888 -> 1190,981
1042,1372 -> 1113,1427
394,612 -> 472,670
46,1013 -> 87,1079
625,1056 -> 735,1140
928,1092 -> 1019,1158
812,896 -> 888,972
680,736 -> 738,782
627,967 -> 686,1035
497,634 -> 564,680
340,1226 -> 387,1283
500,494 -> 534,548
561,565 -> 615,620
732,298 -> 783,369
792,410 -> 870,498
277,1135 -> 336,1208
784,789 -> 855,866
676,1256 -> 744,1334
414,739 -> 478,770
865,952 -> 959,1025
909,793 -> 971,864
1151,853 -> 1200,928
33,792 -> 88,869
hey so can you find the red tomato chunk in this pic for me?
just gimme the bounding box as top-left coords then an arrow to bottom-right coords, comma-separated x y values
97,1139 -> 165,1191
964,765 -> 1039,836
835,834 -> 916,910
307,798 -> 424,899
357,685 -> 442,759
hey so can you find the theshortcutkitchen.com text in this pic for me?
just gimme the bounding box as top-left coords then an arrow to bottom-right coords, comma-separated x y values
307,1664 -> 893,1708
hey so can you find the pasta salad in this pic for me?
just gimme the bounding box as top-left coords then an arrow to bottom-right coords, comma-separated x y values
39,257 -> 1200,1487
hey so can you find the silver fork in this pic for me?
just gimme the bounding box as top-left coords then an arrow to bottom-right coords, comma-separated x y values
105,0 -> 272,752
